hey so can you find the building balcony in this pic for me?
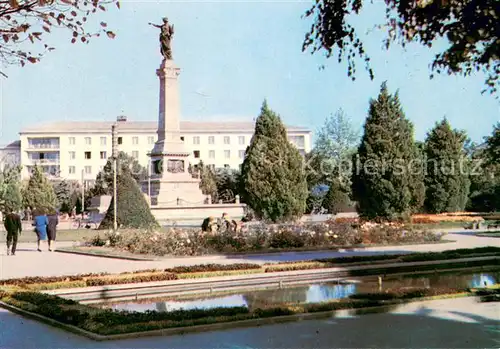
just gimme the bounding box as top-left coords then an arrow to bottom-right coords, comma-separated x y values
28,158 -> 60,165
26,143 -> 60,150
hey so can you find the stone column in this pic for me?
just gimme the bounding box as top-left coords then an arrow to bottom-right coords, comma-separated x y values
156,59 -> 181,144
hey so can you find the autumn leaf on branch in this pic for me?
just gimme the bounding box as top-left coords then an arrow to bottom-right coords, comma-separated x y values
0,0 -> 120,76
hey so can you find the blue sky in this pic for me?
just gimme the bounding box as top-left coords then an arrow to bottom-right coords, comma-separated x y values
0,0 -> 498,146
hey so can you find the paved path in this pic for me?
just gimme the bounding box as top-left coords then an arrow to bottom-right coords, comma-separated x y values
1,297 -> 498,348
1,232 -> 499,280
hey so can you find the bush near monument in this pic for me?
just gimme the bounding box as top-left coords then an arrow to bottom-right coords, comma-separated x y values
98,169 -> 159,230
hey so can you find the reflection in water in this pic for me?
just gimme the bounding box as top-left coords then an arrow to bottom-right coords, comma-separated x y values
306,284 -> 357,303
469,274 -> 496,288
106,283 -> 357,313
102,270 -> 499,314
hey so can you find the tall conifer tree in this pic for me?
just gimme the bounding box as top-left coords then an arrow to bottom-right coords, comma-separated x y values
424,119 -> 470,213
22,165 -> 57,212
240,101 -> 308,222
352,82 -> 421,220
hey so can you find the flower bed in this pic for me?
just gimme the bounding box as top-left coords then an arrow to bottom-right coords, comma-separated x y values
411,213 -> 483,224
0,286 -> 483,337
84,221 -> 443,257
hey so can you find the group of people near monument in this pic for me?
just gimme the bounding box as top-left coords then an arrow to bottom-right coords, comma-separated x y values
3,208 -> 59,256
201,212 -> 247,234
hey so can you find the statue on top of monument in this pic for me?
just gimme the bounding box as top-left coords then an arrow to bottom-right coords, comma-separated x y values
148,17 -> 174,60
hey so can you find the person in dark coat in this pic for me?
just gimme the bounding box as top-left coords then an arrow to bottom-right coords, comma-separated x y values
47,209 -> 59,252
4,210 -> 22,256
33,208 -> 49,252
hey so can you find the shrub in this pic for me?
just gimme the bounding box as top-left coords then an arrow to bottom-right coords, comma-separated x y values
98,168 -> 159,230
85,273 -> 178,286
86,220 -> 443,256
164,263 -> 261,274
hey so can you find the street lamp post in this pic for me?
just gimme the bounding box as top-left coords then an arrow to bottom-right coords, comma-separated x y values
81,169 -> 85,215
111,123 -> 118,232
147,158 -> 151,203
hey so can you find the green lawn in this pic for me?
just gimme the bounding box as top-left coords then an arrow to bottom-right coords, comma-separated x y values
0,229 -> 99,243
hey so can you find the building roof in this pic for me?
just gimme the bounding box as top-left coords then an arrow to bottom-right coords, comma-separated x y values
0,140 -> 21,149
20,120 -> 310,134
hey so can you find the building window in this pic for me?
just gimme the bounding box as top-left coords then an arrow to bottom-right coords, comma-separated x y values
100,151 -> 107,160
68,166 -> 75,174
99,165 -> 104,172
148,136 -> 155,144
69,137 -> 75,145
224,136 -> 230,145
84,166 -> 92,174
180,136 -> 185,141
100,137 -> 107,146
118,137 -> 123,145
193,136 -> 200,145
238,150 -> 245,159
84,151 -> 91,160
288,135 -> 305,148
224,150 -> 230,159
208,136 -> 215,144
209,150 -> 215,159
132,151 -> 139,159
69,151 -> 76,160
238,136 -> 245,145
132,137 -> 139,145
193,150 -> 200,158
85,137 -> 91,145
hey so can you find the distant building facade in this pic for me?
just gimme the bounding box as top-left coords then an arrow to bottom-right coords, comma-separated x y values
0,141 -> 21,171
18,118 -> 312,184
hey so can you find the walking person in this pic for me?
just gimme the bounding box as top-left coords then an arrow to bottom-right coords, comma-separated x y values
4,209 -> 22,256
33,208 -> 49,252
47,209 -> 59,252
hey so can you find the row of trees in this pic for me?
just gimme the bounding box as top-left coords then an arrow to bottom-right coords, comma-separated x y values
220,86 -> 499,223
308,83 -> 499,221
0,165 -> 59,214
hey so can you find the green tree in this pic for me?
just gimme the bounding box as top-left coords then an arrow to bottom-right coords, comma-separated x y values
322,179 -> 351,214
307,109 -> 359,213
194,161 -> 217,201
0,165 -> 23,213
22,165 -> 57,212
303,0 -> 499,96
240,101 -> 308,222
99,168 -> 158,230
424,119 -> 470,213
53,180 -> 71,213
352,82 -> 420,221
409,141 -> 426,213
467,123 -> 500,212
485,122 -> 500,165
93,151 -> 147,196
214,168 -> 241,203
1,0 -> 118,77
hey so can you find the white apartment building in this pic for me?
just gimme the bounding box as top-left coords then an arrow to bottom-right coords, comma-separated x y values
19,118 -> 312,184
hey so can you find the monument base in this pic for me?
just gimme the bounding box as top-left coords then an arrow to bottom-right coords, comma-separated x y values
150,203 -> 246,225
145,177 -> 208,206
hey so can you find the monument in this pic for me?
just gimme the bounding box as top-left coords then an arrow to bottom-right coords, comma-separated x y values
146,18 -> 245,223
